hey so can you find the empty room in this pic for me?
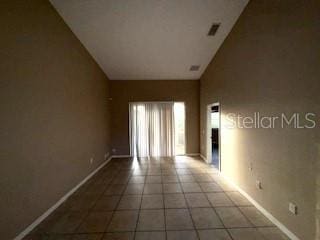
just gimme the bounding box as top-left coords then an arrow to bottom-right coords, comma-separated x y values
1,0 -> 319,240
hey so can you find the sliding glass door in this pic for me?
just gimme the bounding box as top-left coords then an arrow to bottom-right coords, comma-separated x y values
129,102 -> 185,157
174,102 -> 186,155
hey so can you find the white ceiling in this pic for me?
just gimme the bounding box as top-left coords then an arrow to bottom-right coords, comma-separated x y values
50,0 -> 248,80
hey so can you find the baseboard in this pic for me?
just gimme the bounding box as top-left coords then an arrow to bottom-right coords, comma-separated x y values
184,153 -> 200,156
14,156 -> 112,240
200,154 -> 207,161
112,154 -> 201,158
220,173 -> 300,240
112,155 -> 131,158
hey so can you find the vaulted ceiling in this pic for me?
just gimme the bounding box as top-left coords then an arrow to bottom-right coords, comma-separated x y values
50,0 -> 248,80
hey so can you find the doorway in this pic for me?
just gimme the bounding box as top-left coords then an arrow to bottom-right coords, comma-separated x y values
206,103 -> 220,170
129,102 -> 185,157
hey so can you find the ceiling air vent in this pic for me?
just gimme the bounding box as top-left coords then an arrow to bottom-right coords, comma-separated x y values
190,65 -> 200,71
208,23 -> 220,36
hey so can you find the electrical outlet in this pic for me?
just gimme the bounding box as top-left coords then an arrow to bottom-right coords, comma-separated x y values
256,180 -> 262,190
104,152 -> 109,160
90,157 -> 94,164
289,202 -> 298,215
112,148 -> 116,153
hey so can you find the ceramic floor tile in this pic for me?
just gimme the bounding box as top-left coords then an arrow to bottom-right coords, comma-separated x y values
239,207 -> 273,226
112,176 -> 130,184
135,231 -> 166,240
32,211 -> 66,234
30,157 -> 287,240
129,176 -> 145,184
104,184 -> 126,195
199,183 -> 223,192
166,230 -> 199,240
124,184 -> 144,195
226,192 -> 251,206
164,194 -> 187,208
163,183 -> 182,193
45,211 -> 87,234
69,195 -> 98,211
179,175 -> 196,183
162,175 -> 179,183
132,170 -> 147,176
165,209 -> 194,230
77,211 -> 112,233
102,232 -> 134,240
228,228 -> 265,240
257,227 -> 290,240
147,169 -> 162,175
215,181 -> 236,192
198,229 -> 232,240
48,235 -> 72,240
190,208 -> 223,229
161,169 -> 177,176
137,209 -> 165,231
193,174 -> 214,183
176,169 -> 192,175
215,207 -> 252,228
86,183 -> 109,194
190,168 -> 207,174
141,195 -> 164,209
107,211 -> 139,232
23,234 -> 52,240
185,193 -> 211,208
146,176 -> 162,183
93,196 -> 120,211
181,183 -> 202,193
206,193 -> 234,207
143,184 -> 163,194
71,234 -> 103,240
117,195 -> 142,210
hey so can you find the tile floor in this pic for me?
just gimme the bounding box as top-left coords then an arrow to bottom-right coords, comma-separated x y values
25,156 -> 289,240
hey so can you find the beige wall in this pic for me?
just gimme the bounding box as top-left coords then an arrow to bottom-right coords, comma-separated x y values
200,1 -> 320,239
0,1 -> 111,239
110,80 -> 199,155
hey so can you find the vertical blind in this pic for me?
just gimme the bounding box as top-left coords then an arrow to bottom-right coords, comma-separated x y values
129,102 -> 175,157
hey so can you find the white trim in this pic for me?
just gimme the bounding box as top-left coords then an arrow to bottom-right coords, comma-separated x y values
113,154 -> 202,158
200,154 -> 207,161
110,79 -> 199,81
14,156 -> 112,240
183,153 -> 200,156
206,102 -> 221,168
220,173 -> 300,240
129,101 -> 175,104
112,155 -> 131,158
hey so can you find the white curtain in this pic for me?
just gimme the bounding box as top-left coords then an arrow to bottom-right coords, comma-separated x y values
130,102 -> 175,157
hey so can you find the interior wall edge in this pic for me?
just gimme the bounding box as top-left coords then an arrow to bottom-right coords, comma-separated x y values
13,156 -> 113,240
220,173 -> 300,240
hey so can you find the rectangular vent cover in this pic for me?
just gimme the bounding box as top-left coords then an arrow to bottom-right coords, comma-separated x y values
208,23 -> 220,36
190,65 -> 200,71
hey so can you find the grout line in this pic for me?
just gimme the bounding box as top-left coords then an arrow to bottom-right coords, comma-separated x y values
26,157 -> 287,240
180,180 -> 202,240
15,156 -> 113,240
202,182 -> 235,240
101,160 -> 133,239
161,169 -> 168,240
132,165 -> 146,239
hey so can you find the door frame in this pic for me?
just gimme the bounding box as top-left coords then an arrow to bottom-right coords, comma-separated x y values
206,102 -> 221,171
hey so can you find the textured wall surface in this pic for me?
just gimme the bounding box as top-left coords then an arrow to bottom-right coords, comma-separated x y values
0,1 -> 111,238
200,1 -> 320,239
